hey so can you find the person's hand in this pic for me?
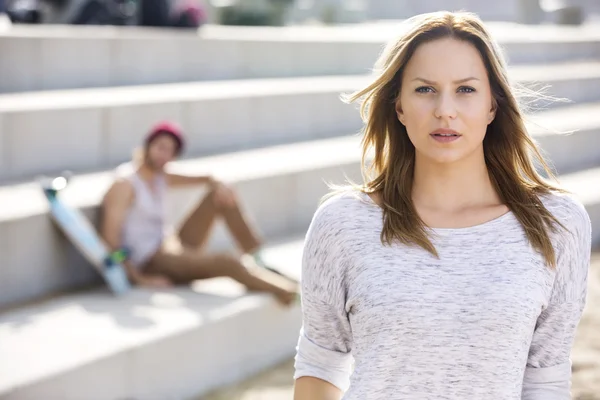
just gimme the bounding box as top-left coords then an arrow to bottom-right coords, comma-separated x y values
206,175 -> 219,188
135,274 -> 173,289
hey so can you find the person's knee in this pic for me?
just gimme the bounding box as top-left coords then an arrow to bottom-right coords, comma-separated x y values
207,186 -> 238,211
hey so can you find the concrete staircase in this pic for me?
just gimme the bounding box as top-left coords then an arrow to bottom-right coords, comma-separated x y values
3,22 -> 600,93
366,0 -> 600,22
1,19 -> 600,400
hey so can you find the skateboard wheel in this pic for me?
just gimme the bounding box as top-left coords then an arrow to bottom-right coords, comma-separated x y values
43,187 -> 58,199
60,170 -> 73,185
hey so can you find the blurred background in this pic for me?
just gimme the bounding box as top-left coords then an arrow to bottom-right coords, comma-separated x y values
0,0 -> 599,399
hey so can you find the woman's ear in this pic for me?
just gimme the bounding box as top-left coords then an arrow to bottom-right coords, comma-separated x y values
395,100 -> 405,125
488,102 -> 497,124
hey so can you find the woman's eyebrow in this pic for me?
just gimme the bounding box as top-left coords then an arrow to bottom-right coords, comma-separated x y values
411,77 -> 480,84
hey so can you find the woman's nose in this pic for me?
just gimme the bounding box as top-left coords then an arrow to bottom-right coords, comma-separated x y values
433,92 -> 458,120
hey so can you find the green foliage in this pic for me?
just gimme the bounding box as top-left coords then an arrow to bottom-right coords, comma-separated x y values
220,8 -> 272,25
218,0 -> 292,26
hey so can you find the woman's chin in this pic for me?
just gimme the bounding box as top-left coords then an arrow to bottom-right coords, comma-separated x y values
420,150 -> 467,165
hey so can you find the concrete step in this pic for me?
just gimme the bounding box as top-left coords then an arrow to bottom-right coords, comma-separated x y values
0,118 -> 599,309
0,75 -> 364,182
367,0 -> 515,21
0,237 -> 304,400
2,65 -> 600,181
365,0 -> 599,23
526,102 -> 600,174
2,21 -> 600,93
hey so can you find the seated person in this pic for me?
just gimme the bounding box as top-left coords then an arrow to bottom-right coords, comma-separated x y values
100,121 -> 298,306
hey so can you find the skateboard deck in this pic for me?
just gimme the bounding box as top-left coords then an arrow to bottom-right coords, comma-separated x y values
40,173 -> 131,295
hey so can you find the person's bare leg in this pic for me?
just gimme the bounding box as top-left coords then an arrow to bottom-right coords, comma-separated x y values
227,255 -> 298,305
220,202 -> 263,254
179,187 -> 262,253
177,190 -> 220,251
145,249 -> 298,306
178,188 -> 296,282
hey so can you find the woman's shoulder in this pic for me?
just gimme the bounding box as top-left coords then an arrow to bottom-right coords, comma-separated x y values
314,188 -> 372,218
540,191 -> 590,230
540,191 -> 591,251
308,188 -> 374,235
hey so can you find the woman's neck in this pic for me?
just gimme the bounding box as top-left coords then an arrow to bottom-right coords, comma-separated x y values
411,152 -> 502,213
136,163 -> 160,182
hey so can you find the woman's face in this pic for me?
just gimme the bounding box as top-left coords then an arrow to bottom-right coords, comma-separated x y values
397,37 -> 496,165
146,134 -> 178,171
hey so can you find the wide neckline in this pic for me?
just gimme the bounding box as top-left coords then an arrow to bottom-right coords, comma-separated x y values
357,191 -> 514,234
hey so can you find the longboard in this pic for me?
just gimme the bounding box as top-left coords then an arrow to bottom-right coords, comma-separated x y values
39,173 -> 131,295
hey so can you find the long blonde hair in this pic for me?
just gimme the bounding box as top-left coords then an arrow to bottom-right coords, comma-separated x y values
342,11 -> 565,268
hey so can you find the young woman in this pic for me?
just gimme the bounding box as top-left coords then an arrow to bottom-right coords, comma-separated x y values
293,11 -> 591,400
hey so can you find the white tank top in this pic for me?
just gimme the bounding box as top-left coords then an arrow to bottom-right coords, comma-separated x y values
120,167 -> 168,267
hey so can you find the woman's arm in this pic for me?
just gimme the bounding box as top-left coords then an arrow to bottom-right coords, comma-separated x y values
522,198 -> 591,399
293,198 -> 354,399
294,376 -> 342,400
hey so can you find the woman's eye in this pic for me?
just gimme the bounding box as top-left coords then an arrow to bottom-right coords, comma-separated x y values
415,86 -> 434,93
458,86 -> 476,93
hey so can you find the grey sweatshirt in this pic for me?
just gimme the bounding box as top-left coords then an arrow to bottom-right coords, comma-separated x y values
294,190 -> 591,399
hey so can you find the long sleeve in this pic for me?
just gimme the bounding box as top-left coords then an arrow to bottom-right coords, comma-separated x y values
294,200 -> 354,392
522,199 -> 592,399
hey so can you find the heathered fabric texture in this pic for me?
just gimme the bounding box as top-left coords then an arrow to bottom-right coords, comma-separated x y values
294,190 -> 591,399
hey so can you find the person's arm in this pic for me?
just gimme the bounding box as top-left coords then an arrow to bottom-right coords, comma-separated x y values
522,200 -> 591,399
165,172 -> 216,187
293,201 -> 353,400
294,377 -> 342,400
99,179 -> 171,287
100,180 -> 140,281
165,172 -> 236,208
